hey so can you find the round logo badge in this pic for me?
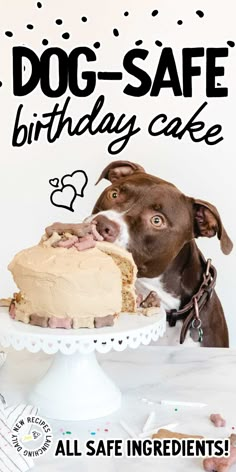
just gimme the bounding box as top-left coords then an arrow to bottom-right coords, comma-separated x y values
11,415 -> 53,457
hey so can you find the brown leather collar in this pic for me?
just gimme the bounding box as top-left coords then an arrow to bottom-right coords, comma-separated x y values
166,254 -> 217,344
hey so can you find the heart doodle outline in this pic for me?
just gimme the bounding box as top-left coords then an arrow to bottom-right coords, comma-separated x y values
49,178 -> 59,188
50,184 -> 77,212
61,170 -> 88,197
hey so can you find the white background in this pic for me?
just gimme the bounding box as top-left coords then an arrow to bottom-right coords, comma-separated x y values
0,0 -> 235,344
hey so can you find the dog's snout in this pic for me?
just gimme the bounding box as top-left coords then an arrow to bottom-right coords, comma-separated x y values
93,215 -> 120,243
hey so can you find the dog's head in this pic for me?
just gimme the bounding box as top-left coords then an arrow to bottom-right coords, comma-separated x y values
91,160 -> 233,277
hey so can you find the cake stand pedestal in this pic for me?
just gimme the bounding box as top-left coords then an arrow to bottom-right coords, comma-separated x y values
0,309 -> 165,421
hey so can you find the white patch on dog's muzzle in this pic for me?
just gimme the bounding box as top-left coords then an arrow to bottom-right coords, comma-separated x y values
85,210 -> 130,248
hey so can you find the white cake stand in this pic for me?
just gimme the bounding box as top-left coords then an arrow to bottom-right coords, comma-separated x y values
0,308 -> 166,421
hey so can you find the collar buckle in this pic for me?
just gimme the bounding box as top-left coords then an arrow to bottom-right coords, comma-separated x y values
167,309 -> 178,327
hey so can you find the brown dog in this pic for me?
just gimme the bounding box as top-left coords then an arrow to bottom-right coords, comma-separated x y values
90,160 -> 233,347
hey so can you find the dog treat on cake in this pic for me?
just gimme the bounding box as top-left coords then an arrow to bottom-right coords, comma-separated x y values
94,314 -> 116,328
49,316 -> 72,329
45,221 -> 103,240
7,224 -> 138,329
210,413 -> 226,427
141,291 -> 161,308
140,306 -> 161,317
30,313 -> 49,328
0,298 -> 12,307
138,291 -> 161,316
9,301 -> 16,318
152,429 -> 203,439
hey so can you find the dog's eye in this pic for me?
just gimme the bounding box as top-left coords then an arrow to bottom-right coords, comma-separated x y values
151,215 -> 164,227
108,189 -> 119,200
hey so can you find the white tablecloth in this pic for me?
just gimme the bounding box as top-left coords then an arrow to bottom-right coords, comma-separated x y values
0,346 -> 236,472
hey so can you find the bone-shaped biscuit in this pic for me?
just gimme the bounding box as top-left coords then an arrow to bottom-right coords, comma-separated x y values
9,301 -> 16,319
210,413 -> 226,427
73,317 -> 94,329
0,298 -> 12,307
30,313 -> 49,327
45,222 -> 95,238
152,429 -> 203,439
49,317 -> 72,329
74,235 -> 97,251
43,231 -> 62,247
141,291 -> 161,308
94,315 -> 115,328
141,306 -> 161,316
57,236 -> 79,248
15,310 -> 30,323
203,444 -> 236,472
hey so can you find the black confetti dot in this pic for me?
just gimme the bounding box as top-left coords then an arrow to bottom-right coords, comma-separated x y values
113,28 -> 119,37
0,82 -> 2,87
196,10 -> 204,18
81,16 -> 87,22
26,24 -> 34,30
124,11 -> 129,16
55,19 -> 63,25
37,2 -> 42,8
42,39 -> 48,45
152,10 -> 158,17
227,40 -> 235,47
62,32 -> 70,39
5,31 -> 13,37
93,41 -> 100,49
155,40 -> 163,47
217,83 -> 221,86
23,66 -> 26,71
135,40 -> 143,46
177,20 -> 183,25
33,113 -> 37,117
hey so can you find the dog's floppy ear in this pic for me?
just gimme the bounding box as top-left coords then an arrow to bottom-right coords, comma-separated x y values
95,160 -> 145,185
193,199 -> 233,255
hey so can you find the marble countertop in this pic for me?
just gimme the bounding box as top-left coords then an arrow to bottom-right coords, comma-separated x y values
0,346 -> 236,472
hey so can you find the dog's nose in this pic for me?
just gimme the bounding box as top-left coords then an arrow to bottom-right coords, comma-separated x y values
93,215 -> 120,243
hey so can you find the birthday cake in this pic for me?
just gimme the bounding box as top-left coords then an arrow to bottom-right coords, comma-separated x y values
7,224 -> 138,329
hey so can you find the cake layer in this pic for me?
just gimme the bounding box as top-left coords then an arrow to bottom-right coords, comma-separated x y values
96,241 -> 137,285
96,241 -> 137,313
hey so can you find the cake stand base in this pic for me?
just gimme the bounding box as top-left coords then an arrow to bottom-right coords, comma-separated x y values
0,309 -> 166,421
29,351 -> 121,421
